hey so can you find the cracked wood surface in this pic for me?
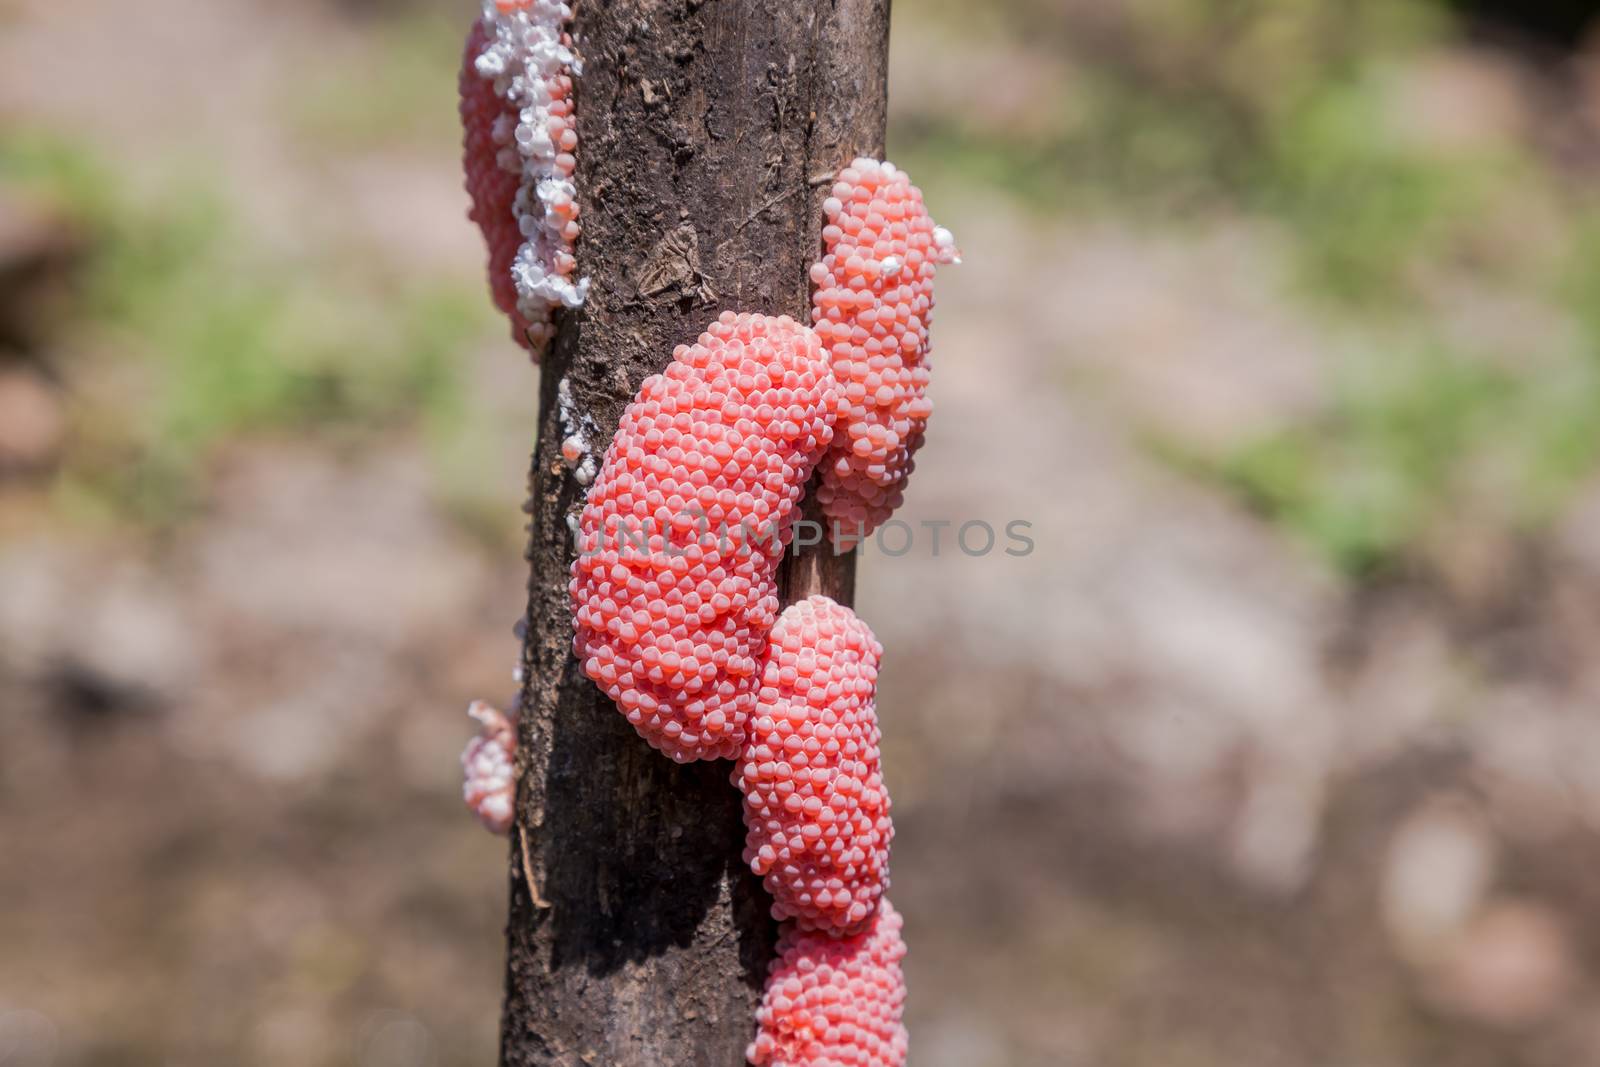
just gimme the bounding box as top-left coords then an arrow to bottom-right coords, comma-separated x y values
500,1 -> 890,1063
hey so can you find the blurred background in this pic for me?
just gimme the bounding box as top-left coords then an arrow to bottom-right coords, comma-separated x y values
5,0 -> 1600,1063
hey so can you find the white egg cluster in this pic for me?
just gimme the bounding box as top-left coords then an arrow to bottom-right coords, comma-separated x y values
471,0 -> 589,350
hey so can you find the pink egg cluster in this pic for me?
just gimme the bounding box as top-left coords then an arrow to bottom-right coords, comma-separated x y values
461,700 -> 517,835
810,158 -> 958,539
459,19 -> 528,345
737,596 -> 892,935
748,900 -> 909,1067
570,313 -> 838,761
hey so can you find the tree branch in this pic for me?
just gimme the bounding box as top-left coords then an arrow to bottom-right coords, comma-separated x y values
501,1 -> 890,1063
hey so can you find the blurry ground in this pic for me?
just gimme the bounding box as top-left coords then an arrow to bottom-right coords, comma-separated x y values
5,0 -> 1600,1065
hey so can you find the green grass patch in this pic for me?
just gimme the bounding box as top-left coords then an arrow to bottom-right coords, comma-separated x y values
1189,339 -> 1600,576
891,0 -> 1508,309
890,0 -> 1600,571
286,9 -> 466,151
0,130 -> 490,524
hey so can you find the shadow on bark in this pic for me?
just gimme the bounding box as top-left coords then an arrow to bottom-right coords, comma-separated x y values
540,677 -> 774,986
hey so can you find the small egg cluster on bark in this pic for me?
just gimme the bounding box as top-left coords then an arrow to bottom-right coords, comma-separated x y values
460,700 -> 517,835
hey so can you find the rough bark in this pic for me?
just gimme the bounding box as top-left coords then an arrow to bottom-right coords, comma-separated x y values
501,1 -> 890,1063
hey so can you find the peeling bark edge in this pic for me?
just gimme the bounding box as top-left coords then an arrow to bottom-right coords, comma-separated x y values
500,2 -> 891,1064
